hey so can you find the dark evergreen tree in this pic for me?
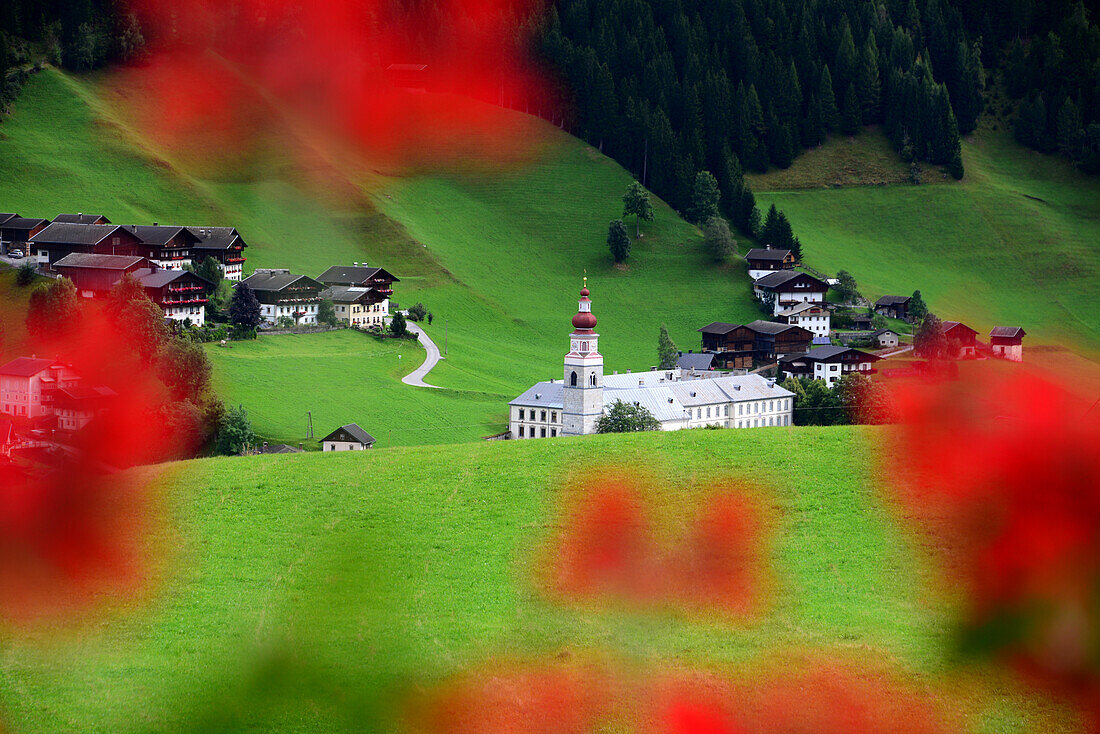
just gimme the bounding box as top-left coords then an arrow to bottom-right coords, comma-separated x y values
607,218 -> 631,262
229,283 -> 263,331
819,66 -> 840,132
689,170 -> 720,224
841,83 -> 862,135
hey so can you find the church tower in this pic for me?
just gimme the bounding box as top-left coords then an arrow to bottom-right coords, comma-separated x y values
562,278 -> 604,436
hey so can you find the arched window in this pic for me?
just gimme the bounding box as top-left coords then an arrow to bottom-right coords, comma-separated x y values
570,371 -> 578,387
589,373 -> 597,386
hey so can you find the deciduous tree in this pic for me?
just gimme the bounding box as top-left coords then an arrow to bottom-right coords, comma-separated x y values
622,181 -> 654,237
607,219 -> 631,262
596,399 -> 661,433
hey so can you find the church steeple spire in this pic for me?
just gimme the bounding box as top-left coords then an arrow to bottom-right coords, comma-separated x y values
563,277 -> 604,436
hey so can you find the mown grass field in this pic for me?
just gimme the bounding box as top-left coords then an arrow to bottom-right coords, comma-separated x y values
0,429 -> 1082,731
750,128 -> 1100,352
205,330 -> 509,447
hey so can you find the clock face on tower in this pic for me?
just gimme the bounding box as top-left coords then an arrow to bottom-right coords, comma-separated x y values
571,340 -> 579,351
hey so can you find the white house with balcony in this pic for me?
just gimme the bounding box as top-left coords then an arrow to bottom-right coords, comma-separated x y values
753,271 -> 829,317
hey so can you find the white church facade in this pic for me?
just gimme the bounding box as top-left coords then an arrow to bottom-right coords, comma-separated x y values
508,281 -> 795,438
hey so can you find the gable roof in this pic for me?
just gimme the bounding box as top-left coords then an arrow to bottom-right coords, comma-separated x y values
54,253 -> 145,270
0,357 -> 59,377
744,248 -> 792,261
875,295 -> 911,307
132,268 -> 212,289
698,321 -> 740,335
0,213 -> 18,225
260,443 -> 302,454
941,321 -> 978,336
53,213 -> 111,225
990,326 -> 1026,338
2,217 -> 48,231
320,285 -> 375,303
677,352 -> 716,371
30,223 -> 124,246
188,226 -> 249,251
777,301 -> 827,317
241,270 -> 321,292
868,328 -> 901,338
316,265 -> 400,285
744,319 -> 808,335
753,270 -> 827,289
122,225 -> 201,247
780,346 -> 882,363
322,423 -> 375,445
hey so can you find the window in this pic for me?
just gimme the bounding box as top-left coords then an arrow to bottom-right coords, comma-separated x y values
570,371 -> 577,387
706,407 -> 711,418
724,405 -> 729,416
590,373 -> 597,386
518,409 -> 524,420
738,404 -> 743,416
769,400 -> 774,412
540,410 -> 546,421
769,417 -> 775,426
540,427 -> 546,438
551,429 -> 557,437
551,411 -> 557,422
696,408 -> 701,419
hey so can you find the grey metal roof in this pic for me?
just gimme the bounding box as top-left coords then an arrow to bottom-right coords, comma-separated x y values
780,346 -> 881,362
753,270 -> 804,288
134,269 -> 201,288
509,381 -> 564,408
53,213 -> 111,225
677,352 -> 715,371
54,253 -> 144,270
261,443 -> 303,454
29,222 -> 119,245
122,225 -> 200,246
745,319 -> 802,335
187,226 -> 248,251
241,270 -> 320,292
990,326 -> 1025,338
322,423 -> 375,445
316,265 -> 400,285
697,321 -> 740,334
320,285 -> 374,302
2,217 -> 47,230
0,213 -> 17,224
745,248 -> 791,261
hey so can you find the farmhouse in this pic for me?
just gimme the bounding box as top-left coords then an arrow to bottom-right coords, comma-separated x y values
776,301 -> 831,338
942,320 -> 979,358
29,223 -> 146,269
753,270 -> 829,316
187,226 -> 249,281
120,225 -> 202,271
241,269 -> 325,326
54,253 -> 215,325
320,286 -> 389,327
867,328 -> 901,348
779,346 -> 882,388
990,326 -> 1026,361
698,320 -> 812,369
0,357 -> 79,419
874,295 -> 911,321
317,264 -> 399,323
508,282 -> 795,438
55,386 -> 117,432
850,313 -> 875,330
53,213 -> 111,225
745,247 -> 795,280
322,423 -> 375,451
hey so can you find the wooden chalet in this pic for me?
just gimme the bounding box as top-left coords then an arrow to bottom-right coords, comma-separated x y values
121,225 -> 202,270
241,269 -> 325,326
1,216 -> 49,252
698,320 -> 812,369
187,226 -> 249,281
779,346 -> 882,388
53,213 -> 111,225
322,423 -> 375,451
752,270 -> 829,316
850,313 -> 875,330
317,264 -> 399,295
989,326 -> 1026,362
745,247 -> 795,279
874,295 -> 911,321
942,321 -> 979,358
54,253 -> 146,296
29,223 -> 145,270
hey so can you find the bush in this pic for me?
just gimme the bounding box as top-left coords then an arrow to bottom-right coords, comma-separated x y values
15,263 -> 37,287
389,311 -> 407,337
216,404 -> 256,456
407,302 -> 427,322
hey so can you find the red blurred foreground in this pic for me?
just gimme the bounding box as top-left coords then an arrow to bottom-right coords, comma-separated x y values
0,305 -> 186,623
551,476 -> 773,619
119,0 -> 553,169
884,370 -> 1100,717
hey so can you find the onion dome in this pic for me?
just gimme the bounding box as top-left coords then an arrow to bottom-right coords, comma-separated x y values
572,278 -> 597,330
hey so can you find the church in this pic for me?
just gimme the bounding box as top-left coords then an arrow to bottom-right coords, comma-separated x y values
508,281 -> 796,439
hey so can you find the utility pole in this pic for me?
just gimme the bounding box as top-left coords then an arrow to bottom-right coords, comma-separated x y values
444,319 -> 448,356
307,411 -> 314,439
642,138 -> 649,187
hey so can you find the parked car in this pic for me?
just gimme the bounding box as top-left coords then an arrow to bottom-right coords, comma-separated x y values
8,249 -> 24,259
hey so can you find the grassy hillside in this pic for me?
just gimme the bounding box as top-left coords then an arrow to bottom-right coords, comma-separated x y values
750,128 -> 1100,352
0,428 -> 1080,731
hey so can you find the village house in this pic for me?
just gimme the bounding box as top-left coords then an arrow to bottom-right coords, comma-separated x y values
54,253 -> 215,326
55,386 -> 117,432
259,442 -> 304,454
0,215 -> 48,255
320,286 -> 389,327
753,270 -> 829,316
989,327 -> 1026,362
508,282 -> 795,438
241,269 -> 325,326
322,423 -> 376,451
317,264 -> 398,323
874,295 -> 911,321
776,301 -> 831,338
187,226 -> 249,281
0,358 -> 80,420
53,213 -> 111,225
850,313 -> 875,331
744,247 -> 795,280
698,320 -> 813,369
779,346 -> 883,388
942,321 -> 979,358
29,222 -> 146,269
867,328 -> 901,348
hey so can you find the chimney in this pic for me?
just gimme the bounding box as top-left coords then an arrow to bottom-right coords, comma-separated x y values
299,443 -> 303,451
626,368 -> 631,374
639,379 -> 644,386
153,222 -> 158,226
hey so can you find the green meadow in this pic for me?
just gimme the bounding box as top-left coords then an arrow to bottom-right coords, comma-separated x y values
0,429 -> 1081,731
750,128 -> 1100,352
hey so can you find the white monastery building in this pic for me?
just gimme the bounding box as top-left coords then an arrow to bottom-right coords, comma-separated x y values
508,281 -> 795,438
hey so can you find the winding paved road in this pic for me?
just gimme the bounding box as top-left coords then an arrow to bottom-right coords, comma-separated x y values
401,320 -> 444,389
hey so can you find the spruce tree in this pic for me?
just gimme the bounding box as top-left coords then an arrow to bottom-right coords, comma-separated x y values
908,290 -> 928,322
1056,98 -> 1085,160
856,35 -> 881,124
690,171 -> 721,224
841,83 -> 862,136
819,66 -> 840,132
657,324 -> 678,369
229,283 -> 263,332
607,219 -> 631,262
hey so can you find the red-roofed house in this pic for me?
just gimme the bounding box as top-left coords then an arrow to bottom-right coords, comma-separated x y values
942,321 -> 979,358
990,327 -> 1026,362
